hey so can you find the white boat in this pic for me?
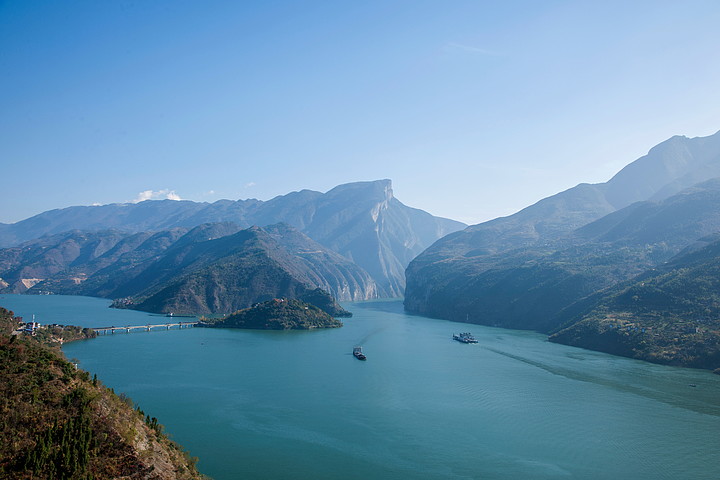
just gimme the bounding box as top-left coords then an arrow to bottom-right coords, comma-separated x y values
453,332 -> 478,343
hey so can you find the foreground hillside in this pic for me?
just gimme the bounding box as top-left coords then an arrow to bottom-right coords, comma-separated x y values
0,307 -> 206,479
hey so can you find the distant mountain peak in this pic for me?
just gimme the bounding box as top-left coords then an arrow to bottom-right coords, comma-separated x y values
324,179 -> 394,200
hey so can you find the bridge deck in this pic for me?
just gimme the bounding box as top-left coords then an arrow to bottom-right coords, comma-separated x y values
92,322 -> 197,334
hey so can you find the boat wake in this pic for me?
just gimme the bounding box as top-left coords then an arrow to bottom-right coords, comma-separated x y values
355,326 -> 386,346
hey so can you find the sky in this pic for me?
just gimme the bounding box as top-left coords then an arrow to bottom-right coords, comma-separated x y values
2,0 -> 720,225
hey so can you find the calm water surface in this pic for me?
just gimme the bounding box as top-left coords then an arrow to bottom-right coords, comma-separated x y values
2,294 -> 720,480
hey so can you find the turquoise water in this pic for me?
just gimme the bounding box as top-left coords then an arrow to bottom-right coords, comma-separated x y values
3,294 -> 720,479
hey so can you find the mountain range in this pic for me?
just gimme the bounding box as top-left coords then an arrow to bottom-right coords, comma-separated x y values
5,130 -> 720,370
405,130 -> 720,370
0,223 -> 377,315
406,132 -> 720,269
0,179 -> 465,297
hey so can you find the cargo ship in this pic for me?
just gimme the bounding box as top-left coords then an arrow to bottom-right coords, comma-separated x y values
353,346 -> 367,360
453,332 -> 478,343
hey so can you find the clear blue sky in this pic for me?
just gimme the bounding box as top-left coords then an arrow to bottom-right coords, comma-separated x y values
2,0 -> 720,225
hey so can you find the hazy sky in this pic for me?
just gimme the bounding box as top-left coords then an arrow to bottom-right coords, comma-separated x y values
2,1 -> 720,225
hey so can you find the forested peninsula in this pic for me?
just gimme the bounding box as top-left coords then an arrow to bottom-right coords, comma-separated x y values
204,298 -> 344,330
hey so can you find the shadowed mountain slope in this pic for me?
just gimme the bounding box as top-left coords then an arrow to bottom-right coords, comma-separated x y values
0,223 -> 377,315
406,130 -> 720,319
406,178 -> 720,332
549,236 -> 720,371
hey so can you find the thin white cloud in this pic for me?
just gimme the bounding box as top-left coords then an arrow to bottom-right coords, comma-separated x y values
446,42 -> 503,57
132,189 -> 182,203
244,182 -> 256,188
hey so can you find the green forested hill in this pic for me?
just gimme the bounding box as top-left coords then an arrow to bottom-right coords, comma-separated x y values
208,298 -> 343,330
0,307 -> 206,479
550,238 -> 720,371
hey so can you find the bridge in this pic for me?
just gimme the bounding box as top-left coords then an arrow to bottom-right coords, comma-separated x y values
92,321 -> 198,334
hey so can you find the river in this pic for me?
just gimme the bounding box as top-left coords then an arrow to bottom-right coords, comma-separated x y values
2,294 -> 719,480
